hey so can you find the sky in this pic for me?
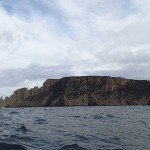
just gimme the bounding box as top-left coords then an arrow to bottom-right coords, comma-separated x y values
0,0 -> 150,97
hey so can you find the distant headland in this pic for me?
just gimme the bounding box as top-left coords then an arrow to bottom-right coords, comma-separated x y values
0,76 -> 150,107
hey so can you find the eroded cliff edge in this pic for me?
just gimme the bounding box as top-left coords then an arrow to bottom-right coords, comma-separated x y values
0,76 -> 150,107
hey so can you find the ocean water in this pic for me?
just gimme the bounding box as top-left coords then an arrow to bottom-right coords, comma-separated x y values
0,106 -> 150,150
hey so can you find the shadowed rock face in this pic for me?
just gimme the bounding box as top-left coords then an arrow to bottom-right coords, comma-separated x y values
0,76 -> 150,107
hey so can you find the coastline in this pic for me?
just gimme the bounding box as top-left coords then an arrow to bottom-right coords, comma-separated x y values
0,76 -> 150,107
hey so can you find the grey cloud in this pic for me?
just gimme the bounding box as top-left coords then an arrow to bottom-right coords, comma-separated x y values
0,64 -> 73,88
83,64 -> 150,81
94,48 -> 150,65
2,30 -> 15,43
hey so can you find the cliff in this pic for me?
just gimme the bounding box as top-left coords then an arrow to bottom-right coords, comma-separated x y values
0,76 -> 150,107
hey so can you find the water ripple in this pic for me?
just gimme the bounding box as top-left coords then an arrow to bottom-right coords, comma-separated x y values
0,106 -> 150,150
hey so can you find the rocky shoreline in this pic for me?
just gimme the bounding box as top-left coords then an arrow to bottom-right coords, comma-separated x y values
0,76 -> 150,107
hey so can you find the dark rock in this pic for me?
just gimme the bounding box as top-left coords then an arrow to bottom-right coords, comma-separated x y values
0,76 -> 150,107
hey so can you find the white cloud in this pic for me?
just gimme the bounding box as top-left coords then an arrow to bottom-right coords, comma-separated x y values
0,4 -> 73,69
0,0 -> 150,96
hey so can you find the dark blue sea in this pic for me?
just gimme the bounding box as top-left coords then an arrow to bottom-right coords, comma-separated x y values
0,106 -> 150,150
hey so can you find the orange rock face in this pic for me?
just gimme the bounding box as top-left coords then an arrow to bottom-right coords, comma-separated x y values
0,76 -> 150,107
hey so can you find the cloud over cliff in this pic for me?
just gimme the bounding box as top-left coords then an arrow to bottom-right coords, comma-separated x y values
0,0 -> 150,96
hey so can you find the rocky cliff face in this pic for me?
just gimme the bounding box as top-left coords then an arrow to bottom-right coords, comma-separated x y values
0,76 -> 150,107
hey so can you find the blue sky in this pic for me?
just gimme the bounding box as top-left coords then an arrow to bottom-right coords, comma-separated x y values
0,0 -> 150,97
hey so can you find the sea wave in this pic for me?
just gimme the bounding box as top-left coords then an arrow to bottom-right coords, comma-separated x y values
59,144 -> 87,150
0,142 -> 26,150
0,106 -> 150,150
